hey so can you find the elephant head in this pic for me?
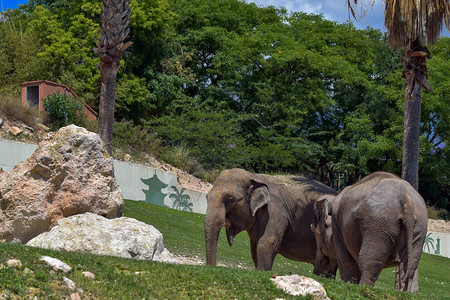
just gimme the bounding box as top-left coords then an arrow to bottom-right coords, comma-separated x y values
204,169 -> 270,265
311,195 -> 337,278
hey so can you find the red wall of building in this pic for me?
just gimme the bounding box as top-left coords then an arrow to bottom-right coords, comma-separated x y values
21,80 -> 97,121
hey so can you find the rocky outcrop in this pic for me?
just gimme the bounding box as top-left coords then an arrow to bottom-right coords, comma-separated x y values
270,275 -> 329,299
0,125 -> 123,243
27,213 -> 178,263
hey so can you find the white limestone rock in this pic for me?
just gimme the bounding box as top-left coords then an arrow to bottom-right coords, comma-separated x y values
0,125 -> 123,243
270,274 -> 329,299
28,213 -> 178,264
40,256 -> 72,273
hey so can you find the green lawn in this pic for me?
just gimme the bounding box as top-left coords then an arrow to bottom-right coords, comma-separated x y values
0,200 -> 448,299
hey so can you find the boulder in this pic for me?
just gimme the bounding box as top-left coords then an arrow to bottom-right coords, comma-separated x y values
0,125 -> 123,243
27,212 -> 178,264
270,275 -> 329,299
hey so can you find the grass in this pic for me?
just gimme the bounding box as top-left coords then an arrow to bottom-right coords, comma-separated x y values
0,94 -> 42,129
0,200 -> 449,299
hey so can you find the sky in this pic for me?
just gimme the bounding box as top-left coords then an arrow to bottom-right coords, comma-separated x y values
1,0 -> 385,30
1,0 -> 448,35
250,0 -> 386,31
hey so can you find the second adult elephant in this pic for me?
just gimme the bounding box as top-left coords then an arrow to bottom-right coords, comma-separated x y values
205,168 -> 338,270
311,172 -> 428,292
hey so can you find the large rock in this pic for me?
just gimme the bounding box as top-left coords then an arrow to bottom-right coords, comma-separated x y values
0,125 -> 123,243
27,213 -> 178,263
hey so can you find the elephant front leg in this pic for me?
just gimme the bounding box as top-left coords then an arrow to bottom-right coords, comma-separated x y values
250,238 -> 258,268
256,234 -> 281,270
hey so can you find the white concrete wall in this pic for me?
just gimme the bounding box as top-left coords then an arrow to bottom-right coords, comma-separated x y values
423,231 -> 450,258
113,160 -> 178,203
0,139 -> 38,171
0,138 -> 207,214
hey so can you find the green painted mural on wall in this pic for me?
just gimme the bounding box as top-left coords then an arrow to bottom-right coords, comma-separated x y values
141,174 -> 168,207
423,233 -> 440,255
170,186 -> 193,212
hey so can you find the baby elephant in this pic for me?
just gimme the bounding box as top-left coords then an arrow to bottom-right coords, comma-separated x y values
310,172 -> 428,292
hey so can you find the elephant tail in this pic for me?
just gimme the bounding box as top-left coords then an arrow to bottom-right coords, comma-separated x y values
400,192 -> 415,291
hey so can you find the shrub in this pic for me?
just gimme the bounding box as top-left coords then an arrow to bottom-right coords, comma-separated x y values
159,144 -> 208,179
112,120 -> 161,155
0,94 -> 40,128
427,205 -> 449,220
42,92 -> 87,129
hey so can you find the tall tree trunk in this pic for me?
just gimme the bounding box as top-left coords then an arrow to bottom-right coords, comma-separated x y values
401,62 -> 422,191
94,0 -> 132,156
401,48 -> 429,191
398,47 -> 430,293
98,66 -> 119,155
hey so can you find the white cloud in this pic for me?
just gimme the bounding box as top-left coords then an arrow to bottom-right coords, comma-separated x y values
248,0 -> 386,31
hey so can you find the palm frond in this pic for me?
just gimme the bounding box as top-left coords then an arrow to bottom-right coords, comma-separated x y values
348,0 -> 450,48
94,0 -> 132,67
385,0 -> 450,48
346,0 -> 376,20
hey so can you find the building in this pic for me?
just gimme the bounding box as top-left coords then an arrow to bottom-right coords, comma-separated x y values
21,80 -> 98,121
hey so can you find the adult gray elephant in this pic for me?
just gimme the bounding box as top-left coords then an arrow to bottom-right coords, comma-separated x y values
310,172 -> 428,292
204,168 -> 338,270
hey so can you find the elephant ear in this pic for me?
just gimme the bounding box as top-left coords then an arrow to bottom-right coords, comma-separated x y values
248,179 -> 270,216
314,196 -> 330,230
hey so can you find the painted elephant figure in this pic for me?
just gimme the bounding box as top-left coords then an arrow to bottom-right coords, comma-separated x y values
311,172 -> 428,292
204,168 -> 338,270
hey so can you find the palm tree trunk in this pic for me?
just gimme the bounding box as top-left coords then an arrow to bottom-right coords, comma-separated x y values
98,65 -> 119,155
399,48 -> 429,293
401,50 -> 428,191
401,67 -> 422,191
95,0 -> 132,156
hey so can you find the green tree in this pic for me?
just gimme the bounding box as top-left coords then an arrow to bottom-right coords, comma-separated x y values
348,0 -> 450,191
43,92 -> 87,129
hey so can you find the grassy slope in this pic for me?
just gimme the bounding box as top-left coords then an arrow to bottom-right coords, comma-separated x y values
0,200 -> 448,299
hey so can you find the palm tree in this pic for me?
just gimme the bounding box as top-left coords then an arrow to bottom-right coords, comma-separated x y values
347,0 -> 449,292
94,0 -> 132,155
423,233 -> 435,252
170,186 -> 193,212
347,0 -> 449,191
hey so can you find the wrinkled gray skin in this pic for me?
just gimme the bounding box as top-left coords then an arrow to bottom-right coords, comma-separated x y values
310,198 -> 338,278
204,168 -> 338,270
311,172 -> 428,292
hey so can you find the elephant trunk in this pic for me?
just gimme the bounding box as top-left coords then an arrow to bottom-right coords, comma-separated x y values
204,204 -> 226,265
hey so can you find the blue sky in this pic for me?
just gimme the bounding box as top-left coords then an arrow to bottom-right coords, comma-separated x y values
1,0 -> 23,10
2,0 -> 448,36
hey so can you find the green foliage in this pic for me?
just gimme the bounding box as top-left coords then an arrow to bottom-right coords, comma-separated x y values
42,92 -> 87,129
115,74 -> 156,123
112,120 -> 161,156
2,0 -> 449,213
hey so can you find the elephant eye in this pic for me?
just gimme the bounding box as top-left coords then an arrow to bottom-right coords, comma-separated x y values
224,196 -> 234,208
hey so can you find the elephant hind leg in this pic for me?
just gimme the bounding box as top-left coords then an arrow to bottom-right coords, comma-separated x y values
335,241 -> 359,282
358,239 -> 391,286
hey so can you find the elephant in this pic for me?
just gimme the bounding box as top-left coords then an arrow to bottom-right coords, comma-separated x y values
310,172 -> 428,292
204,168 -> 338,270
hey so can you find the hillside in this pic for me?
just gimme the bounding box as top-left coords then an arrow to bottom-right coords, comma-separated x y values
0,114 -> 212,193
